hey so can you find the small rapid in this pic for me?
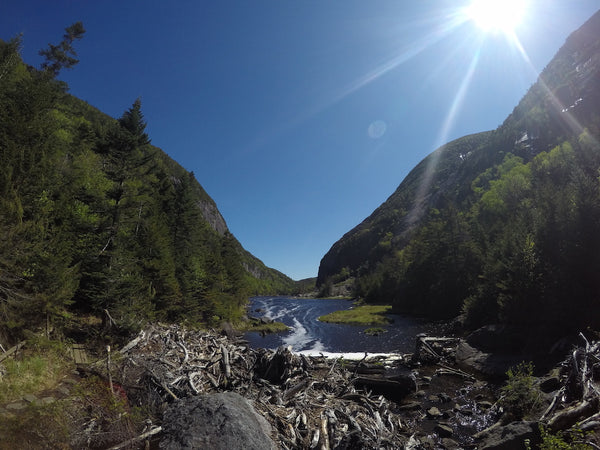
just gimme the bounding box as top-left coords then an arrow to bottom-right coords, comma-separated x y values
244,296 -> 440,353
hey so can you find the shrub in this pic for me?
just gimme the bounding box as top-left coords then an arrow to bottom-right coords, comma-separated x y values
498,361 -> 540,420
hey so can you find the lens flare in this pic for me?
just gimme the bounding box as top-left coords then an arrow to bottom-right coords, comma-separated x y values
467,0 -> 528,33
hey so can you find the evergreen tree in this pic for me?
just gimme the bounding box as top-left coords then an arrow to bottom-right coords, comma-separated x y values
118,98 -> 150,147
39,22 -> 85,76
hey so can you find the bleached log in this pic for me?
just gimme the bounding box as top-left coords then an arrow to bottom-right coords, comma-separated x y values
221,344 -> 231,378
309,428 -> 320,449
540,387 -> 565,421
548,398 -> 600,432
106,426 -> 162,450
178,341 -> 189,365
188,371 -> 203,395
283,378 -> 310,402
319,415 -> 330,450
0,341 -> 25,363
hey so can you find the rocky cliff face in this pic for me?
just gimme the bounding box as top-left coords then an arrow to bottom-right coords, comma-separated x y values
197,198 -> 228,236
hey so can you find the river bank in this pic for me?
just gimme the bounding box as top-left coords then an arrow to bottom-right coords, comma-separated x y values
127,324 -> 600,449
1,322 -> 598,449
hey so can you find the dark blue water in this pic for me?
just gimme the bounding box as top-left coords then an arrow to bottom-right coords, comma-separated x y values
244,296 -> 440,353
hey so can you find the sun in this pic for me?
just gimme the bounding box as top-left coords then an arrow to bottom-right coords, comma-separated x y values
466,0 -> 528,34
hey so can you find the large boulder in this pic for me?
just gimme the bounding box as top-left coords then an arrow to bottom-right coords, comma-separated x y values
466,325 -> 522,353
455,341 -> 523,379
160,392 -> 276,450
456,326 -> 532,379
477,421 -> 541,450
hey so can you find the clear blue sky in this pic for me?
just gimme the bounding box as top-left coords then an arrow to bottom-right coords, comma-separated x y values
2,1 -> 598,280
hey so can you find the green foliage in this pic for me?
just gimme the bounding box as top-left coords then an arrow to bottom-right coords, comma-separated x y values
364,327 -> 387,336
0,32 -> 291,341
240,318 -> 289,334
536,425 -> 593,450
318,304 -> 392,325
118,97 -> 150,146
0,338 -> 70,404
39,22 -> 85,76
317,13 -> 600,340
498,362 -> 539,420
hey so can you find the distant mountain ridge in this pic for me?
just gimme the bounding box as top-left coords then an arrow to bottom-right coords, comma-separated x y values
317,9 -> 600,336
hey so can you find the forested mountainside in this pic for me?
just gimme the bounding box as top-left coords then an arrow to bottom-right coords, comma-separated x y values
318,10 -> 600,337
0,29 -> 294,343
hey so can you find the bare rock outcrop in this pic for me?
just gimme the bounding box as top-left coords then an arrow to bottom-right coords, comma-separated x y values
160,392 -> 276,450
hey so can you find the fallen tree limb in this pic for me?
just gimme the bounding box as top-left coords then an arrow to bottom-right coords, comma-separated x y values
107,426 -> 162,450
0,340 -> 25,363
548,398 -> 600,432
119,330 -> 146,354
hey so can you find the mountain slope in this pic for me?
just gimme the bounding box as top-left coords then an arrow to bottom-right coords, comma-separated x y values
317,10 -> 600,335
0,36 -> 293,342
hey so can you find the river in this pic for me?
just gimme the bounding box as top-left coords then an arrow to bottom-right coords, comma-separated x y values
244,296 -> 441,354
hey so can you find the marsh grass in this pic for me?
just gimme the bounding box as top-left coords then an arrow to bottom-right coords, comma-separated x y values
0,338 -> 71,404
237,319 -> 289,334
0,400 -> 71,449
318,304 -> 392,325
0,376 -> 144,450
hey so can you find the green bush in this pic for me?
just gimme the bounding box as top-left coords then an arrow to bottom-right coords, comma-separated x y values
526,425 -> 593,450
498,361 -> 540,420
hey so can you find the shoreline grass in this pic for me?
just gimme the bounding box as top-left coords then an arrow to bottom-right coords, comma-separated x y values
318,304 -> 392,325
0,338 -> 72,404
236,318 -> 289,334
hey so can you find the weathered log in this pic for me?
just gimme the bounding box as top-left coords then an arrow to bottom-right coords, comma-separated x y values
319,415 -> 330,450
106,426 -> 162,450
283,379 -> 310,402
119,330 -> 146,354
548,398 -> 600,432
221,344 -> 231,378
0,340 -> 25,363
540,386 -> 565,421
353,375 -> 416,401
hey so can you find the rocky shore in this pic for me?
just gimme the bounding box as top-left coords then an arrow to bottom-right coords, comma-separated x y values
71,323 -> 599,449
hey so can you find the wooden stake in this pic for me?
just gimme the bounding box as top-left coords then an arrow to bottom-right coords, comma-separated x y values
107,345 -> 114,395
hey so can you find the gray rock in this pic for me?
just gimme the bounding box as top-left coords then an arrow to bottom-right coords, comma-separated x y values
41,396 -> 56,405
441,437 -> 460,449
434,423 -> 453,438
398,401 -> 422,411
455,341 -> 523,379
220,321 -> 238,339
427,406 -> 442,418
6,402 -> 27,411
466,325 -> 522,353
539,375 -> 561,393
478,421 -> 541,450
477,400 -> 494,410
23,394 -> 38,403
57,386 -> 71,396
159,392 -> 276,450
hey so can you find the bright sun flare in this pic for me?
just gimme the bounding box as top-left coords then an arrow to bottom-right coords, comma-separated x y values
467,0 -> 527,33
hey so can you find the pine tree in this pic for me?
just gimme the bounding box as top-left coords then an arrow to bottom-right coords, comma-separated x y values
39,22 -> 85,76
118,98 -> 150,147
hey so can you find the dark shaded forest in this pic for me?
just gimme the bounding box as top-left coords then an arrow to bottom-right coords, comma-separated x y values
318,10 -> 600,341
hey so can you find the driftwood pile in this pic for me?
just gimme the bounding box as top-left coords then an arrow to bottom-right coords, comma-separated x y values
115,324 -> 412,449
541,333 -> 600,434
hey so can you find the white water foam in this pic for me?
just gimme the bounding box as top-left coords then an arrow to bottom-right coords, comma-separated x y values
282,318 -> 325,352
296,350 -> 404,362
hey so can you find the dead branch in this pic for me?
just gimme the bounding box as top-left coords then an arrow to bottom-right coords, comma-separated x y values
106,426 -> 162,450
